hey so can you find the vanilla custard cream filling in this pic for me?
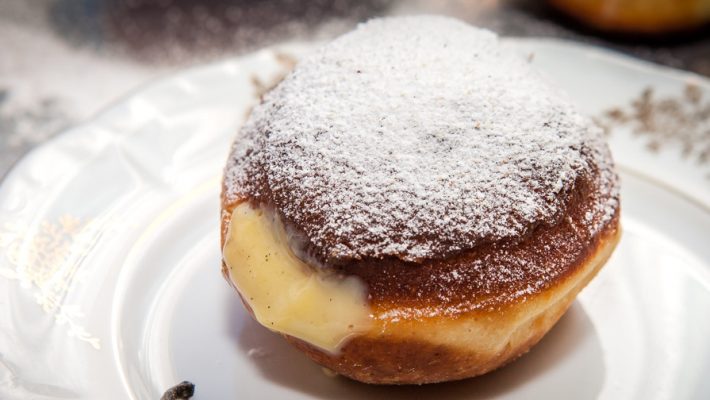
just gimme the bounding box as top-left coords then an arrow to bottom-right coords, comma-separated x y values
223,203 -> 373,353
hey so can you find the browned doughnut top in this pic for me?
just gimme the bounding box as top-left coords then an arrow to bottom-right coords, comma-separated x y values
221,16 -> 619,313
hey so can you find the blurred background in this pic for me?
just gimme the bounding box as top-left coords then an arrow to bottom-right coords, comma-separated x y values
1,0 -> 709,175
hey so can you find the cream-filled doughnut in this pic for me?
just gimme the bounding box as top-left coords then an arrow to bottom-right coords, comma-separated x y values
221,16 -> 620,385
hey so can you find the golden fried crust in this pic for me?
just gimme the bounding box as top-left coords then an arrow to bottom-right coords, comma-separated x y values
549,0 -> 710,34
283,222 -> 619,384
220,177 -> 620,383
221,170 -> 616,314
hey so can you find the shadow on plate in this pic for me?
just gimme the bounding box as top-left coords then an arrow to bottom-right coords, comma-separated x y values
230,299 -> 605,399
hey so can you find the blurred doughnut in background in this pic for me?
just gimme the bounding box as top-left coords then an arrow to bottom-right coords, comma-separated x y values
549,0 -> 710,34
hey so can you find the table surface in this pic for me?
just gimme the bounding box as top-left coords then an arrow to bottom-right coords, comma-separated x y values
1,0 -> 709,179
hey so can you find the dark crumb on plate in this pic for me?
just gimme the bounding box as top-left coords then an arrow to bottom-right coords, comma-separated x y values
160,381 -> 195,400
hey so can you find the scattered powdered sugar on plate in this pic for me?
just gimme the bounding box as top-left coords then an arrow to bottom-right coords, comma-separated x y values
225,15 -> 618,263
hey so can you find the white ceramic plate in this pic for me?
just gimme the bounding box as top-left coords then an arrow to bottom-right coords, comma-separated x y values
0,39 -> 709,400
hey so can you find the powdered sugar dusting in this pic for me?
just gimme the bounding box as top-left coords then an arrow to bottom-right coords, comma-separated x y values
225,16 -> 619,263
